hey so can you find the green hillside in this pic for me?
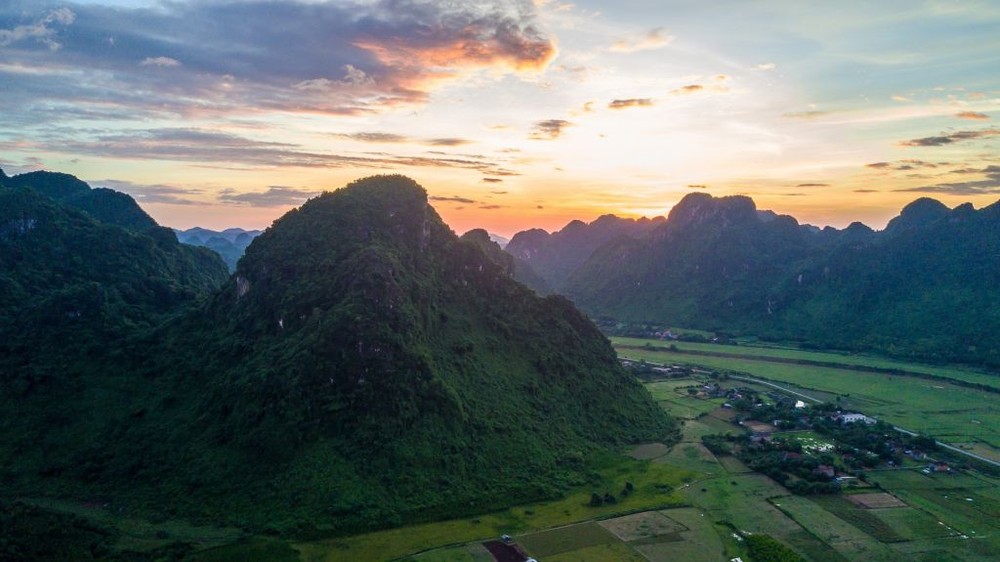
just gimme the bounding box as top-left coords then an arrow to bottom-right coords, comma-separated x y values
1,174 -> 676,540
560,192 -> 1000,366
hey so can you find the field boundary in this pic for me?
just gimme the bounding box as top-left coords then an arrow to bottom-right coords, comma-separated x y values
618,344 -> 1000,394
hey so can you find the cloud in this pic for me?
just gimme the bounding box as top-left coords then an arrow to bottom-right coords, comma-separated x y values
866,162 -> 891,169
94,178 -> 202,205
0,7 -> 74,51
479,204 -> 504,210
956,111 -> 989,120
219,185 -> 321,206
608,98 -> 654,110
891,95 -> 912,102
333,132 -> 472,147
141,57 -> 181,67
687,184 -> 707,189
610,28 -> 673,53
783,110 -> 828,119
336,132 -> 411,143
430,195 -> 477,204
796,183 -> 829,187
0,1 -> 555,122
529,119 -> 573,140
670,84 -> 703,95
899,128 -> 1000,147
39,127 -> 513,176
482,177 -> 503,183
853,189 -> 879,193
428,138 -> 473,146
895,165 -> 1000,195
754,62 -> 776,71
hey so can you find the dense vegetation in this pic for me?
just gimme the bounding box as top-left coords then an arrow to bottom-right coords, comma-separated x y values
505,213 -> 664,293
1,172 -> 676,543
512,192 -> 1000,366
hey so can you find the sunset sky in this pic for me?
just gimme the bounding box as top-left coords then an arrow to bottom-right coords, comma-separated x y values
2,0 -> 998,236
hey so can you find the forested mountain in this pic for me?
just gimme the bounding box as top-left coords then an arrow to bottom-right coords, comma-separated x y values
506,213 -> 665,292
174,227 -> 263,271
1,173 -> 674,537
555,192 -> 1000,365
2,170 -> 159,231
0,169 -> 229,388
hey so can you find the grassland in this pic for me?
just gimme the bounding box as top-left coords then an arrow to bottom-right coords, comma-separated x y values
294,454 -> 693,562
616,343 -> 1000,451
613,337 -> 1000,390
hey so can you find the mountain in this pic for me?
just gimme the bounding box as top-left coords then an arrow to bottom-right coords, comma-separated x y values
0,170 -> 229,381
506,214 -> 665,292
2,174 -> 675,536
561,192 -> 1000,365
174,227 -> 263,271
2,170 -> 159,231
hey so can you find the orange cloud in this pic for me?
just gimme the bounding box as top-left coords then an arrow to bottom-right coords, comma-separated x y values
608,98 -> 654,110
956,111 -> 989,120
610,28 -> 673,53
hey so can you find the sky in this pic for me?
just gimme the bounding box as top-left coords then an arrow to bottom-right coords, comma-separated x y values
1,0 -> 998,236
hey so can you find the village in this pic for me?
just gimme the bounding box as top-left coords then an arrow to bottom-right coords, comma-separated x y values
624,359 -> 959,495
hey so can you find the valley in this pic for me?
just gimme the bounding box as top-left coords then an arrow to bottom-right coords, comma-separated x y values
63,336 -> 993,562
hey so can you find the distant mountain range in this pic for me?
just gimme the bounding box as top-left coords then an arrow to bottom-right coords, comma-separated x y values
173,227 -> 262,271
505,192 -> 1000,366
0,169 -> 673,543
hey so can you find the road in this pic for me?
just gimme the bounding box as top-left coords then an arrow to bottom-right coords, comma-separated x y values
632,358 -> 1000,469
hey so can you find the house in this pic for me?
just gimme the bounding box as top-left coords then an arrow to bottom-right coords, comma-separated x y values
837,413 -> 876,425
930,462 -> 950,473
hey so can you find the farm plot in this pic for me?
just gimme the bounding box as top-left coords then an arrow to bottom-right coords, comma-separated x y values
598,511 -> 687,542
630,508 -> 725,562
628,442 -> 670,461
810,495 -> 906,543
623,346 -> 1000,449
770,495 -> 899,561
653,442 -> 720,474
845,492 -> 907,509
516,522 -> 618,558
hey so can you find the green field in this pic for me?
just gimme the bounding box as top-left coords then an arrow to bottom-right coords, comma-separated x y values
618,343 -> 1000,450
613,337 -> 1000,390
293,454 -> 693,562
118,338 -> 1000,562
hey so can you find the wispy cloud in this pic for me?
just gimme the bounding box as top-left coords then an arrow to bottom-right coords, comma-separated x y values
0,8 -> 74,51
895,165 -> 1000,195
94,179 -> 202,205
141,57 -> 181,67
796,183 -> 829,187
899,128 -> 1000,147
608,98 -> 655,110
610,28 -> 673,53
0,1 -> 555,122
783,110 -> 829,119
41,127 -> 511,175
956,111 -> 989,120
529,119 -> 573,140
430,195 -> 478,204
670,84 -> 703,95
219,185 -> 321,206
753,62 -> 776,71
334,132 -> 473,147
